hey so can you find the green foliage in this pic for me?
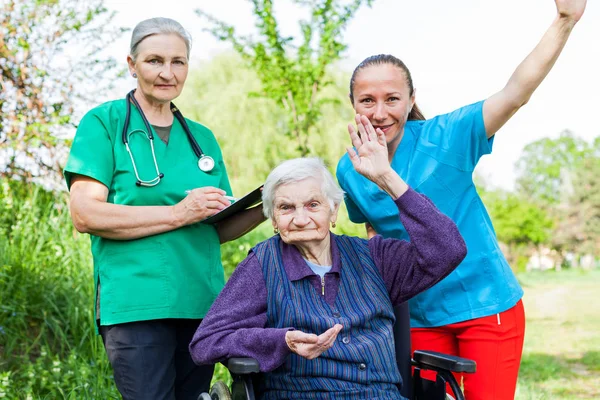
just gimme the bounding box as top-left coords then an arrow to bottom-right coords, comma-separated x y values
515,130 -> 593,206
514,130 -> 600,260
553,155 -> 600,257
196,0 -> 373,156
178,52 -> 356,194
482,189 -> 553,247
0,0 -> 126,184
0,179 -> 118,398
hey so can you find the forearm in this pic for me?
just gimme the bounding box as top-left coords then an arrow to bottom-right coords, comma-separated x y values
190,326 -> 291,372
485,16 -> 577,136
506,16 -> 574,106
373,169 -> 409,200
189,253 -> 291,372
70,197 -> 180,240
216,205 -> 266,244
371,189 -> 467,305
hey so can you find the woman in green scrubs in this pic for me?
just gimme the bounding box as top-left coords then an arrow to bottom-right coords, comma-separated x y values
64,17 -> 264,400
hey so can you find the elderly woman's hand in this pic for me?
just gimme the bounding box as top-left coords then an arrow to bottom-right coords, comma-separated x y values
285,324 -> 343,360
172,187 -> 232,226
346,115 -> 408,199
346,114 -> 392,183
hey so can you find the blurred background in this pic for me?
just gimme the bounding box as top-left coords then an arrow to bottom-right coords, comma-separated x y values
1,0 -> 598,398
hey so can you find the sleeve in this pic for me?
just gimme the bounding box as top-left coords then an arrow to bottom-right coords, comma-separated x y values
189,252 -> 292,372
336,160 -> 368,224
343,193 -> 368,224
63,110 -> 115,190
421,100 -> 492,171
368,188 -> 467,306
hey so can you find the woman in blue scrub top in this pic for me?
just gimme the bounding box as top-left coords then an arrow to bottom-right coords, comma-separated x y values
337,1 -> 586,399
65,18 -> 265,400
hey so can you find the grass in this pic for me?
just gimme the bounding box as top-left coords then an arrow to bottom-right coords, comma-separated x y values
515,269 -> 600,399
0,179 -> 598,398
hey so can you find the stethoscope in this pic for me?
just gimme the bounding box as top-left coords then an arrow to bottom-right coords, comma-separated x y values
122,89 -> 215,187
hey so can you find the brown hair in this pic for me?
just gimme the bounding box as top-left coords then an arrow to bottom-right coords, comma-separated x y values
349,54 -> 425,121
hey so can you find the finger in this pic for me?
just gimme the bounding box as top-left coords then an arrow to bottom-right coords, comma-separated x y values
318,325 -> 341,345
361,115 -> 377,142
291,331 -> 319,344
347,123 -> 362,149
199,193 -> 231,208
320,330 -> 338,349
354,114 -> 369,141
202,201 -> 227,212
194,186 -> 226,195
346,146 -> 360,169
375,128 -> 387,147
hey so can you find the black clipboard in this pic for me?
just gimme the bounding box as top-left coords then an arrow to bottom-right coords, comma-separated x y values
201,185 -> 263,224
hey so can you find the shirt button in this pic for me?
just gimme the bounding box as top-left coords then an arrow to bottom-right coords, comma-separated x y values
358,363 -> 367,371
342,336 -> 350,344
333,312 -> 341,318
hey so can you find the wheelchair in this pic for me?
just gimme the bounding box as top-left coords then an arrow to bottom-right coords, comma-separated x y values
200,303 -> 476,400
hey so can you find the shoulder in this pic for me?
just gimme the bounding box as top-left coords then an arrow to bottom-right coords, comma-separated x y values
77,98 -> 126,133
419,101 -> 485,131
251,235 -> 281,254
336,153 -> 360,191
81,98 -> 126,121
333,233 -> 368,250
336,153 -> 353,177
184,118 -> 218,141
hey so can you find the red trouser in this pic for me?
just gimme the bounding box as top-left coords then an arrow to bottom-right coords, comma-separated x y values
411,300 -> 525,400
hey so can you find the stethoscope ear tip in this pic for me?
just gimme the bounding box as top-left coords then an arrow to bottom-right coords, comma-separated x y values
136,181 -> 142,187
159,173 -> 165,178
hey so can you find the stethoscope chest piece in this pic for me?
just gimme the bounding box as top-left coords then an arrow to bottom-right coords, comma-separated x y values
198,155 -> 215,172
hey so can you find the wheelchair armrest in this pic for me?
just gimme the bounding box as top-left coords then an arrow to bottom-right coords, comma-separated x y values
227,357 -> 261,375
412,350 -> 476,373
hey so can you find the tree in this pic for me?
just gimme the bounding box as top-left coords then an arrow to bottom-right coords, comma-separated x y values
0,0 -> 126,184
196,0 -> 373,156
178,52 -> 355,193
481,189 -> 554,270
553,155 -> 600,260
515,130 -> 592,206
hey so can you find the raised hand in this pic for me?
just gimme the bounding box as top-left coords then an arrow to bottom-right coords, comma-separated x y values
555,0 -> 586,23
346,114 -> 392,183
285,324 -> 343,360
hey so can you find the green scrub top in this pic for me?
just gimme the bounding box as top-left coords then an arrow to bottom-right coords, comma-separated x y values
64,98 -> 232,327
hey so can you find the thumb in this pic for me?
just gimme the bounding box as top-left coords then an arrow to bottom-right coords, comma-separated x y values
346,147 -> 359,167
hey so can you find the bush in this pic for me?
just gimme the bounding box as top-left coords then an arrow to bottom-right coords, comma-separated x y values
0,180 -> 118,399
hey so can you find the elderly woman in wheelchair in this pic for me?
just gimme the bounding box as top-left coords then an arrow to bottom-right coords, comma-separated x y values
190,125 -> 470,399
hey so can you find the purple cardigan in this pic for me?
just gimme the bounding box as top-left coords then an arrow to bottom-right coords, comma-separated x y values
189,188 -> 467,372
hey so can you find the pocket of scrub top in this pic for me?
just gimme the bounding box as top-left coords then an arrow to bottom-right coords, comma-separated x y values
101,241 -> 169,313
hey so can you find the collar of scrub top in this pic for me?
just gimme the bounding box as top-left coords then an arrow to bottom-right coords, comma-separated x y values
122,89 -> 215,187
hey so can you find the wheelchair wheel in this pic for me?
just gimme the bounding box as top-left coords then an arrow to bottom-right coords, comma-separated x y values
209,381 -> 232,400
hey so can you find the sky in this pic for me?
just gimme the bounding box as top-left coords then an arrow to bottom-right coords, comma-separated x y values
102,0 -> 600,190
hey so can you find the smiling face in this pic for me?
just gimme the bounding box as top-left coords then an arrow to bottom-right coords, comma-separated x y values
351,63 -> 415,153
272,178 -> 338,247
128,33 -> 189,104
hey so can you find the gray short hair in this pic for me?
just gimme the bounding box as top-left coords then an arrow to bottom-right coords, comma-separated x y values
130,18 -> 192,62
262,157 -> 344,220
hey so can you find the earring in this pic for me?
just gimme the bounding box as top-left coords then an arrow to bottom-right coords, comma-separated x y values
331,222 -> 336,228
274,228 -> 279,234
132,73 -> 137,78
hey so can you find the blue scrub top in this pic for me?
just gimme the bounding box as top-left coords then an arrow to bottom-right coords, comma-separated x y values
337,101 -> 523,328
